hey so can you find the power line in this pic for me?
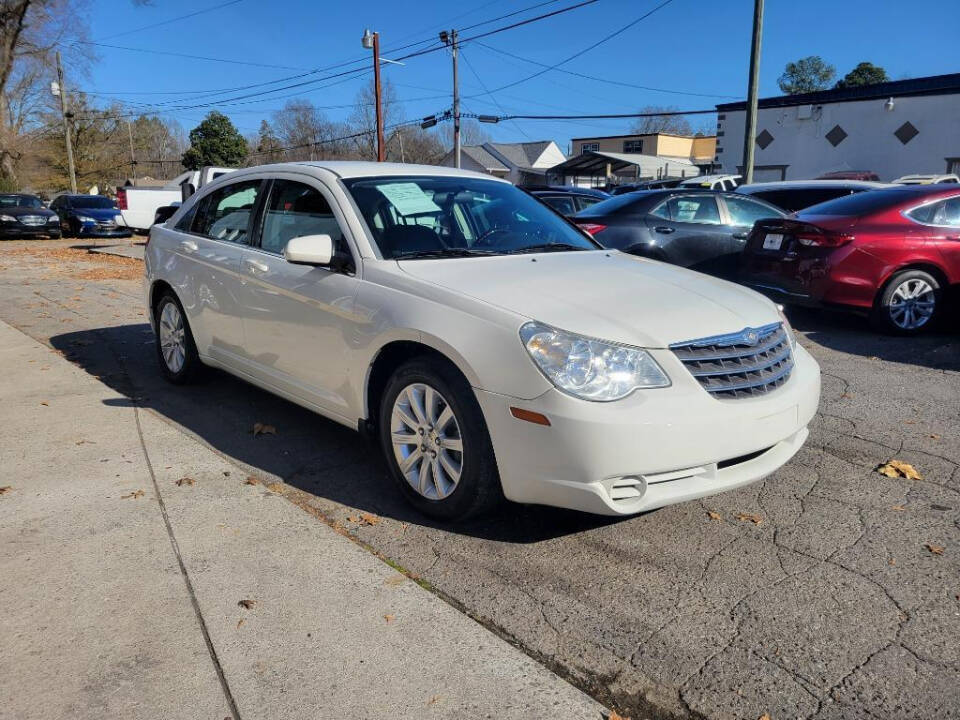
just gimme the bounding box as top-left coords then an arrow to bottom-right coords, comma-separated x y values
74,41 -> 311,71
459,49 -> 532,140
473,41 -> 740,99
473,108 -> 717,121
93,0 -> 246,41
485,0 -> 676,96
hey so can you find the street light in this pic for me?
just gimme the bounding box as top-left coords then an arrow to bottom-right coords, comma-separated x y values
361,28 -> 385,162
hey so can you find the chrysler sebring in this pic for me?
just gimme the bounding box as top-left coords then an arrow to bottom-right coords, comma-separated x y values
144,162 -> 820,520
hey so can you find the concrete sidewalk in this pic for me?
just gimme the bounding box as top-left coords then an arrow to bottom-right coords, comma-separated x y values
0,319 -> 605,720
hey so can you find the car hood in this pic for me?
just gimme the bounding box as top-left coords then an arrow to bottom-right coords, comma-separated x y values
1,206 -> 55,218
397,250 -> 780,348
70,207 -> 120,220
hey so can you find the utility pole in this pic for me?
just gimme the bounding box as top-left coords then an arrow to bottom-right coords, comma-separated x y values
126,120 -> 137,186
54,52 -> 77,193
741,0 -> 764,185
362,29 -> 386,162
441,29 -> 460,168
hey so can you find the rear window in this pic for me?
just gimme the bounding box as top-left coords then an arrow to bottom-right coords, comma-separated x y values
752,187 -> 859,212
800,189 -> 925,217
575,193 -> 648,216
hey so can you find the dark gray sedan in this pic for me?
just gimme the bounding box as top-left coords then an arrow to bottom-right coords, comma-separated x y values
573,189 -> 784,278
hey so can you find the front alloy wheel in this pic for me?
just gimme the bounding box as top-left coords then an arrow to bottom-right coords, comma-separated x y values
378,358 -> 501,520
390,383 -> 464,500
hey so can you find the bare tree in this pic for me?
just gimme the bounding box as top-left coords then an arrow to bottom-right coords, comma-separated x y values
270,99 -> 350,162
629,105 -> 694,136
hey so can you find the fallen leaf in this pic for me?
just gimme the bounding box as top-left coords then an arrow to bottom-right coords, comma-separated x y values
707,511 -> 723,521
223,471 -> 231,477
121,490 -> 145,499
0,486 -> 12,495
237,599 -> 257,609
383,614 -> 395,623
839,392 -> 853,399
759,714 -> 771,720
904,419 -> 917,425
427,695 -> 442,706
236,618 -> 245,629
40,401 -> 48,406
929,434 -> 941,440
347,512 -> 382,527
609,712 -> 631,720
384,574 -> 407,587
735,512 -> 763,525
265,482 -> 283,493
891,505 -> 907,512
175,477 -> 195,486
925,544 -> 945,556
876,460 -> 922,481
889,558 -> 896,566
252,423 -> 276,437
244,476 -> 260,486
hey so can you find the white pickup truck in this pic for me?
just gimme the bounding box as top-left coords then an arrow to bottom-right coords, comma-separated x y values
117,166 -> 235,232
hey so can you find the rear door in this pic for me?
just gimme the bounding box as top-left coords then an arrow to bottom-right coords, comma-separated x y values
643,193 -> 730,272
236,175 -> 362,420
718,194 -> 785,277
173,178 -> 264,361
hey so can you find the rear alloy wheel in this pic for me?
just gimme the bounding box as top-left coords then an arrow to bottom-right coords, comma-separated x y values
379,358 -> 501,520
154,292 -> 202,383
872,269 -> 941,335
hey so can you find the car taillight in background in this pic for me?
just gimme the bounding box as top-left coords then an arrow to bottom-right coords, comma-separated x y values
789,222 -> 855,248
116,188 -> 127,210
575,222 -> 607,236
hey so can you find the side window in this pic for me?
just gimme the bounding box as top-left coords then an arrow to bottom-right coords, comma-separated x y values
665,196 -> 721,224
193,180 -> 261,244
724,195 -> 782,226
575,196 -> 604,211
939,198 -> 960,226
175,203 -> 198,232
650,200 -> 672,220
541,195 -> 576,215
259,180 -> 348,256
906,202 -> 941,225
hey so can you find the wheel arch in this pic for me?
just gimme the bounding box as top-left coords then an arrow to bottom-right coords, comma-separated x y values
875,261 -> 950,303
149,278 -> 175,314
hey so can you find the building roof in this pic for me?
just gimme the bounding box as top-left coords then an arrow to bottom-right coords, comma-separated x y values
485,141 -> 554,168
717,72 -> 960,112
459,146 -> 509,172
571,132 -> 716,142
548,151 -> 700,177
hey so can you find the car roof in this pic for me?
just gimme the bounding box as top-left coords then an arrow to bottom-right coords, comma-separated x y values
222,161 -> 506,183
738,180 -> 890,191
680,174 -> 740,183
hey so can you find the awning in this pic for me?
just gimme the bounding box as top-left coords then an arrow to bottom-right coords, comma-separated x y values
547,151 -> 700,180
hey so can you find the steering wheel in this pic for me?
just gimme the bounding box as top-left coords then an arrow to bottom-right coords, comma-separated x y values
473,226 -> 511,248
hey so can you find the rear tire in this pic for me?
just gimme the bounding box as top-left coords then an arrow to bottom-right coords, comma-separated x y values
870,269 -> 941,335
154,291 -> 203,384
378,357 -> 502,521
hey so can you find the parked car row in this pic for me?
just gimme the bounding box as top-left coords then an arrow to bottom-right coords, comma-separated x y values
0,192 -> 132,240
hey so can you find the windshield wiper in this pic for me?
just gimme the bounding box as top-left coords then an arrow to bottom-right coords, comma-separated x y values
506,243 -> 589,255
394,248 -> 500,260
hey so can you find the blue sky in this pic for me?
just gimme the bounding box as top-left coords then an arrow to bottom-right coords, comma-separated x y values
79,0 -> 960,152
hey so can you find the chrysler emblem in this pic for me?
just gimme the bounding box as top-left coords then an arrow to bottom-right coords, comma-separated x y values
744,330 -> 759,345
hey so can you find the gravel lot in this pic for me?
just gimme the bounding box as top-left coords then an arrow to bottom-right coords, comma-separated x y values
2,240 -> 958,719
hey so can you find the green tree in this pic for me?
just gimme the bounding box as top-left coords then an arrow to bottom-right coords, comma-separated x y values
181,111 -> 247,170
777,56 -> 836,95
835,62 -> 889,89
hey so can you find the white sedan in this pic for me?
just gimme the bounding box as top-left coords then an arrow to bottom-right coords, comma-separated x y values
144,162 -> 820,520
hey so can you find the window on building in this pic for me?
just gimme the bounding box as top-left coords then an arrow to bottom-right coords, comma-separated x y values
580,143 -> 599,153
623,139 -> 643,153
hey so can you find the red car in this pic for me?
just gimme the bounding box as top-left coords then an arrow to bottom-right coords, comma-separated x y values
741,185 -> 960,334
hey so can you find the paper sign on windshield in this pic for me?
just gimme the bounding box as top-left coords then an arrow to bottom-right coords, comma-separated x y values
377,183 -> 442,216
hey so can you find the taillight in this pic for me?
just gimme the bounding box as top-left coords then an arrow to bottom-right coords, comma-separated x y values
576,222 -> 607,236
116,188 -> 127,210
794,229 -> 854,247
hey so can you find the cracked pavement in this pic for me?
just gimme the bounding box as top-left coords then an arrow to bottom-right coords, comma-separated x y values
1,241 -> 958,719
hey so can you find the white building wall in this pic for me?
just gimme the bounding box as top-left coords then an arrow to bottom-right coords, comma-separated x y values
716,94 -> 960,181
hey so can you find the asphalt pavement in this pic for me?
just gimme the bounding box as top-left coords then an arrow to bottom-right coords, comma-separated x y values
0,241 -> 958,719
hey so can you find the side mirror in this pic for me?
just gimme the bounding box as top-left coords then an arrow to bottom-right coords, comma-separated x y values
284,234 -> 333,266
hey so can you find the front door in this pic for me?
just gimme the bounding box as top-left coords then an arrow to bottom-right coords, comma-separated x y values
237,176 -> 361,420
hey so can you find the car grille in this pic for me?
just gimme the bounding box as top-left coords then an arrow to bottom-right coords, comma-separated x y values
670,322 -> 793,399
19,215 -> 47,226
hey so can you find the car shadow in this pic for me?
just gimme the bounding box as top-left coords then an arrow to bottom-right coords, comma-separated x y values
50,323 -> 626,543
784,305 -> 960,372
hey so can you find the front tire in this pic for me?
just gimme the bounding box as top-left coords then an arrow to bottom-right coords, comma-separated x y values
871,269 -> 941,335
378,358 -> 502,521
154,291 -> 202,384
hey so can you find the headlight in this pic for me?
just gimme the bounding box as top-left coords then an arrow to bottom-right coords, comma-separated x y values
0,214 -> 16,222
47,215 -> 58,222
519,321 -> 670,401
777,305 -> 797,349
76,215 -> 96,223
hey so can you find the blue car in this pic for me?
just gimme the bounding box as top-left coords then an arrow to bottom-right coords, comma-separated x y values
49,194 -> 132,239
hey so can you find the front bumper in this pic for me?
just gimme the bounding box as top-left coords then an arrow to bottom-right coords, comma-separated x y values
0,224 -> 60,238
476,343 -> 820,516
75,223 -> 132,238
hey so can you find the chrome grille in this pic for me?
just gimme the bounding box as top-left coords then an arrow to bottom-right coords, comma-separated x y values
670,322 -> 793,399
19,215 -> 46,226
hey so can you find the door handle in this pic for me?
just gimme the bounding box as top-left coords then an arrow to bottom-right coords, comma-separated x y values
732,232 -> 748,240
179,239 -> 198,253
243,258 -> 269,274
653,226 -> 675,234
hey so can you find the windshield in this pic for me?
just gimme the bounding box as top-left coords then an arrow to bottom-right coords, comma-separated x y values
0,194 -> 42,208
70,195 -> 117,209
342,176 -> 598,259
